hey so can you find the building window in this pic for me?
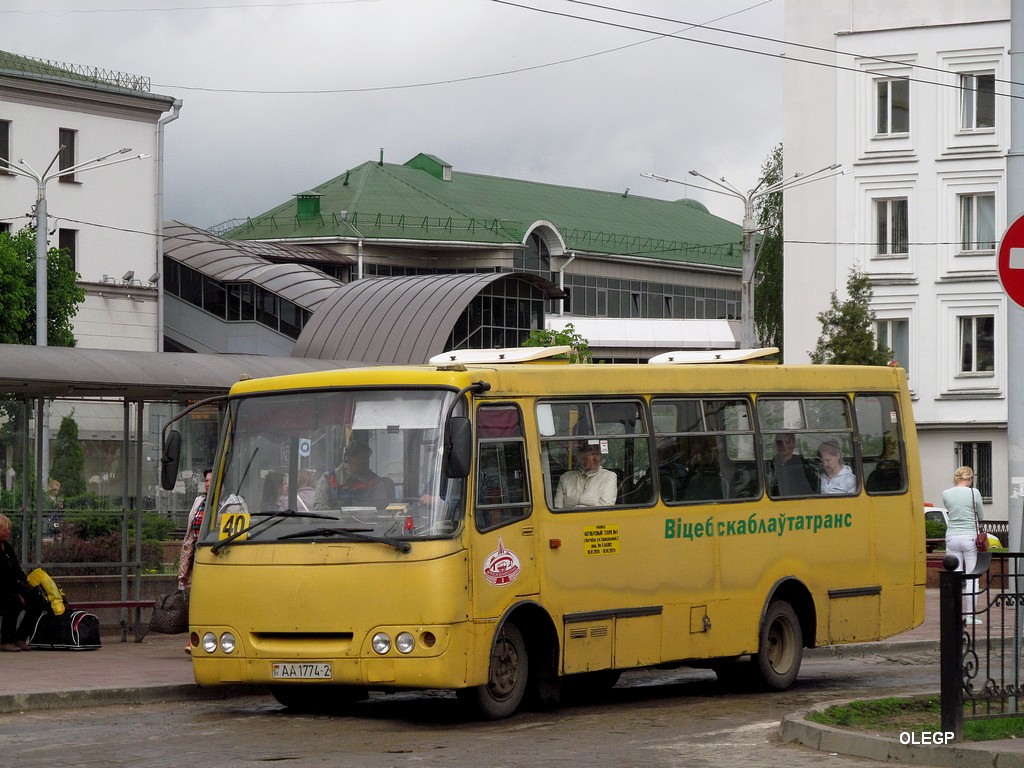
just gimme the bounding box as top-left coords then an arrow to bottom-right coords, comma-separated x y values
955,441 -> 992,501
876,318 -> 909,375
959,315 -> 994,374
960,193 -> 995,252
57,228 -> 77,271
876,78 -> 909,135
0,223 -> 10,236
58,128 -> 77,182
961,73 -> 995,131
448,280 -> 546,351
0,120 -> 10,174
517,232 -> 551,279
875,198 -> 908,256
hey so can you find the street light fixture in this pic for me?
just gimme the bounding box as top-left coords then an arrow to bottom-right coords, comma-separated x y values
642,163 -> 844,349
1,146 -> 149,345
0,146 -> 149,546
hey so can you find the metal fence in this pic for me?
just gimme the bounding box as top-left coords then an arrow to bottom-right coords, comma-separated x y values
940,551 -> 1024,737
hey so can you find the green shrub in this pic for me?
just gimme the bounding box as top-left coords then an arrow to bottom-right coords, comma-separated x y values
61,510 -> 175,541
42,533 -> 165,575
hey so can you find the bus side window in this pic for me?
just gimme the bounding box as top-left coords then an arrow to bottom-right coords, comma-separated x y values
856,394 -> 906,494
475,405 -> 531,531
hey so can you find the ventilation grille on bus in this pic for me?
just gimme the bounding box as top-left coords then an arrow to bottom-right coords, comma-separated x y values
569,626 -> 609,639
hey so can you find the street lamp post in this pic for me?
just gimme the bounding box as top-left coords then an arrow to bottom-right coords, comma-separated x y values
642,163 -> 844,348
2,146 -> 149,346
0,146 -> 148,555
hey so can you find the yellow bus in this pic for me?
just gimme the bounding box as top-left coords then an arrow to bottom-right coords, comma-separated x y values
160,346 -> 924,719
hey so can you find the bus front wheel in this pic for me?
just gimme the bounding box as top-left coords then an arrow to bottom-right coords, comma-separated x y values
458,622 -> 529,720
754,600 -> 802,690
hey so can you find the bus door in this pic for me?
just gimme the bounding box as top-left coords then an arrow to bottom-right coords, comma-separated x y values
537,399 -> 664,674
470,404 -> 539,621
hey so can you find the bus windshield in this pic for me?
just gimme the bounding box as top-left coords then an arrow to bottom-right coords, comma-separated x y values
202,388 -> 464,545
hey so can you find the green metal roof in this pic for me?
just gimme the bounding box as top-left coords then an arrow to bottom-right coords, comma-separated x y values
223,153 -> 743,268
0,49 -> 153,94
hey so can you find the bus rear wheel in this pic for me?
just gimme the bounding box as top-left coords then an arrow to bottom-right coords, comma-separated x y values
754,600 -> 802,690
458,622 -> 528,720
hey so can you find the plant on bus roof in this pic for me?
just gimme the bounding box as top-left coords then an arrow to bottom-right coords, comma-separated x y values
524,323 -> 593,363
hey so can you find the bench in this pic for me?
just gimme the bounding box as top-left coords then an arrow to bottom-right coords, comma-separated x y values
70,600 -> 156,643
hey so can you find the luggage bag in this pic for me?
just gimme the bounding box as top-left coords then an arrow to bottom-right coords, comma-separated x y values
30,609 -> 102,651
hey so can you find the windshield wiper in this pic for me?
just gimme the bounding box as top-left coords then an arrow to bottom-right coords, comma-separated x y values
210,509 -> 338,554
276,526 -> 412,553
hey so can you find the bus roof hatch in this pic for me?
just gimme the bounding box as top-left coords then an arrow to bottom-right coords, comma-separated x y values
429,346 -> 572,365
647,347 -> 779,365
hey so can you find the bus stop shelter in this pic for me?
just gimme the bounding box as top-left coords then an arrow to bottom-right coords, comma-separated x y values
0,344 -> 356,605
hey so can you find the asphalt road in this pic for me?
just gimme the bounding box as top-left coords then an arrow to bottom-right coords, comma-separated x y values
0,648 -> 940,768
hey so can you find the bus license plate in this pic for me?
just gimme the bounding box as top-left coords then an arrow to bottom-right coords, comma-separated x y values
272,662 -> 332,680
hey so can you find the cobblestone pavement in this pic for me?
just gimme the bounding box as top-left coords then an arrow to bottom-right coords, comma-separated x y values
2,588 -> 1022,767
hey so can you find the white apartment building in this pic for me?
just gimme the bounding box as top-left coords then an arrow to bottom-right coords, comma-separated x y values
784,2 -> 1010,518
0,51 -> 180,352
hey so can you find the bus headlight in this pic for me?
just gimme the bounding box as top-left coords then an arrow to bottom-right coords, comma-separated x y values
220,632 -> 236,654
202,632 -> 218,653
372,632 -> 392,655
396,632 -> 415,654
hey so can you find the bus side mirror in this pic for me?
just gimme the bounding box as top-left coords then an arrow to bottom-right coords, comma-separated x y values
160,430 -> 182,491
445,417 -> 473,479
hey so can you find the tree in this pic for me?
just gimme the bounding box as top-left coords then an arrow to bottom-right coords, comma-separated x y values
753,143 -> 783,352
0,227 -> 85,487
523,322 -> 592,363
810,267 -> 893,365
51,413 -> 86,498
0,226 -> 84,346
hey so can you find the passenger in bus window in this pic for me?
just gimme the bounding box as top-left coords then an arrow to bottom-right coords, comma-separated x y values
295,468 -> 317,511
681,437 -> 726,501
313,436 -> 395,509
817,439 -> 856,495
554,441 -> 617,508
657,439 -> 689,501
770,432 -> 815,497
865,436 -> 902,492
260,471 -> 288,511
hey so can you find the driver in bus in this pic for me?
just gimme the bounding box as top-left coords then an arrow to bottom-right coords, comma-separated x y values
554,440 -> 618,508
313,435 -> 395,509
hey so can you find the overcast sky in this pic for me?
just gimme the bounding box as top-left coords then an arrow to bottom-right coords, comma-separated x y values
2,0 -> 784,231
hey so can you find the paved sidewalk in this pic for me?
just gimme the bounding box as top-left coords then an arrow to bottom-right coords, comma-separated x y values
2,588 -> 1024,766
0,629 -> 228,714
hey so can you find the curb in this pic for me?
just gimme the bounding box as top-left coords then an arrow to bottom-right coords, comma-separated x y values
807,639 -> 939,659
0,684 -> 252,714
780,707 -> 1024,768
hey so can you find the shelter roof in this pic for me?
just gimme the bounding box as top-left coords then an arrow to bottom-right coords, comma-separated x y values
0,345 -> 359,400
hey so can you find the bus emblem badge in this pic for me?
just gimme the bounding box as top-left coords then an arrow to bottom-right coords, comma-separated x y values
483,538 -> 521,586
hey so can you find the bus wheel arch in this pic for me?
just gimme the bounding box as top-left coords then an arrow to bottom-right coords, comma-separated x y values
458,602 -> 559,719
510,602 -> 560,709
766,578 -> 816,648
755,579 -> 814,690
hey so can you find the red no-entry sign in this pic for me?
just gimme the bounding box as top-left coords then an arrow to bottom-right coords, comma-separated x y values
998,214 -> 1024,309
